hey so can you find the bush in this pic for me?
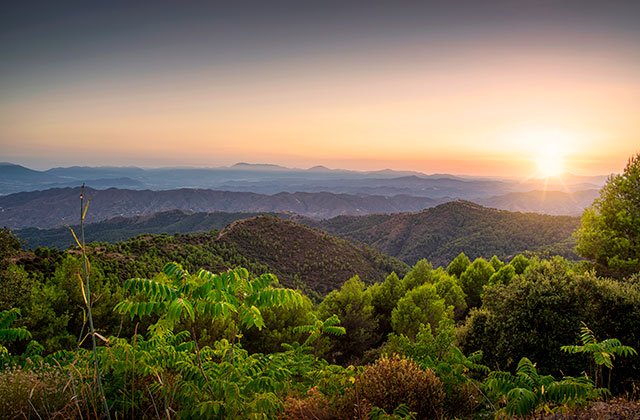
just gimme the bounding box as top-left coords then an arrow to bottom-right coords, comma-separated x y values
355,355 -> 444,419
280,387 -> 338,420
0,364 -> 80,418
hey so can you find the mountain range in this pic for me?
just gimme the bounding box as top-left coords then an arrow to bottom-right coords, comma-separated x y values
0,162 -> 604,216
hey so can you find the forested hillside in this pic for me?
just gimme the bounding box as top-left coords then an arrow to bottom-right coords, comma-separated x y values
312,200 -> 579,265
15,203 -> 579,269
217,216 -> 407,295
9,218 -> 407,299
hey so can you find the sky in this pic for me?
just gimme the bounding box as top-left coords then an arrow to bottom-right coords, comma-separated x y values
1,0 -> 639,177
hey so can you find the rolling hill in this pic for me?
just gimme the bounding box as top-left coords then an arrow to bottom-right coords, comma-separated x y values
30,216 -> 408,296
217,216 -> 408,294
15,201 -> 582,269
309,200 -> 581,266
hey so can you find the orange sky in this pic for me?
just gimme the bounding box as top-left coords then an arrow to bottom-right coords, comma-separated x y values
1,2 -> 639,177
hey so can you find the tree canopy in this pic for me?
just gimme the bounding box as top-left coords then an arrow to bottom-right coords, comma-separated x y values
576,154 -> 640,278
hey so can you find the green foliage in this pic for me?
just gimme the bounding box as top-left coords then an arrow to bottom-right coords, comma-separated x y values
562,322 -> 637,389
459,257 -> 640,388
459,257 -> 495,309
576,154 -> 640,277
509,254 -> 530,274
384,319 -> 486,417
433,272 -> 467,318
317,276 -> 378,364
21,255 -> 123,353
370,272 -> 405,336
484,357 -> 602,417
108,263 -> 348,418
116,262 -> 304,335
446,252 -> 471,277
242,294 -> 317,354
368,403 -> 416,420
400,259 -> 434,291
487,264 -> 516,286
0,308 -> 31,357
0,264 -> 33,311
489,255 -> 505,271
391,283 -> 451,339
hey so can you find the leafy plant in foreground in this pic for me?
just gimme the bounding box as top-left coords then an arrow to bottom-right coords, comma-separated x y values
0,308 -> 31,358
484,357 -> 603,417
561,322 -> 637,389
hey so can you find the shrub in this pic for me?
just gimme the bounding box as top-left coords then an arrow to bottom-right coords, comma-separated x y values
0,364 -> 80,418
280,387 -> 338,420
355,355 -> 444,419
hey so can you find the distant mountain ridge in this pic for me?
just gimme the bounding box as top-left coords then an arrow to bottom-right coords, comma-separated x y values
0,183 -> 597,230
0,187 -> 439,229
479,189 -> 599,215
0,163 -> 606,216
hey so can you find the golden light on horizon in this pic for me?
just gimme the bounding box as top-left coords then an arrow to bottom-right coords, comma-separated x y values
1,3 -> 639,176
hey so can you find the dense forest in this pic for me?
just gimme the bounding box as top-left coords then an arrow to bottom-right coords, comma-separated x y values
309,200 -> 579,265
0,154 -> 639,419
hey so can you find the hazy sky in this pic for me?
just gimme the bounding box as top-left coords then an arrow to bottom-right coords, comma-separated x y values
1,1 -> 639,176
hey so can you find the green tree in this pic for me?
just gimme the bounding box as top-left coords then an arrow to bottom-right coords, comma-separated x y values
391,283 -> 451,339
317,276 -> 379,364
509,254 -> 530,275
0,264 -> 33,310
489,255 -> 505,271
488,264 -> 516,286
459,257 -> 640,385
576,154 -> 640,278
370,272 -> 405,336
433,273 -> 467,318
401,259 -> 434,291
446,252 -> 471,278
459,258 -> 495,309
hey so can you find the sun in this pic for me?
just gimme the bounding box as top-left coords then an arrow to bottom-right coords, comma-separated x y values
535,144 -> 565,178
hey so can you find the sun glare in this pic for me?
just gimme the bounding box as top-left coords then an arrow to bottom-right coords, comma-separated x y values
535,145 -> 565,178
507,128 -> 574,178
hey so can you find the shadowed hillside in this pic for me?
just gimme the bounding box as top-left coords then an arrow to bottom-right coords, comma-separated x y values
14,217 -> 407,297
217,216 -> 408,295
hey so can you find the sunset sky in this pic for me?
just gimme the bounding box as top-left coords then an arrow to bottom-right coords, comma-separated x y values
1,1 -> 639,177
